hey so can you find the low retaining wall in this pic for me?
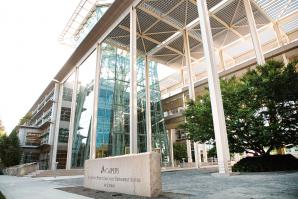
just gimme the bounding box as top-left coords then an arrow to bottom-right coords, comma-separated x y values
84,152 -> 162,197
3,162 -> 39,177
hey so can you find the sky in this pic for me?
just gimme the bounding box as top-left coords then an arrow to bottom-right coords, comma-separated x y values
0,0 -> 80,132
0,0 -> 176,133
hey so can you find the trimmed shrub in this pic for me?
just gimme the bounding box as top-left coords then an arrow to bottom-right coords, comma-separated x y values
232,154 -> 298,172
173,143 -> 187,162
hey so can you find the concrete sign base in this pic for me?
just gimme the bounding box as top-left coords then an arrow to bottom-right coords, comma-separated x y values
84,152 -> 162,197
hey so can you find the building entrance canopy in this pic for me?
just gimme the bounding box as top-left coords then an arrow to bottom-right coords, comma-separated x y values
56,0 -> 297,83
103,0 -> 296,68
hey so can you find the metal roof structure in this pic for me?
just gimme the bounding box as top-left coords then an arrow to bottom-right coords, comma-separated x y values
149,0 -> 298,94
31,0 -> 297,112
104,0 -> 296,68
59,0 -> 114,46
57,0 -> 297,77
65,0 -> 295,96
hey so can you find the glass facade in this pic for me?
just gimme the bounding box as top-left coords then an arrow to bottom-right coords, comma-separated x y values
67,4 -> 169,168
57,72 -> 75,169
95,43 -> 170,165
71,51 -> 96,168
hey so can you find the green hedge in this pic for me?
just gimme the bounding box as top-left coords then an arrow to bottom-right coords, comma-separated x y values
232,154 -> 298,172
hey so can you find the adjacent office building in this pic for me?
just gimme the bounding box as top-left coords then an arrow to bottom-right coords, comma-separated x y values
18,0 -> 298,173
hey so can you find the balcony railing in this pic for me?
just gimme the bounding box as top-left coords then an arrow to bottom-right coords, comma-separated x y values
164,107 -> 184,117
31,90 -> 55,116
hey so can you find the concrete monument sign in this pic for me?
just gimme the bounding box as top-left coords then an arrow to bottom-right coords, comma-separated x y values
84,152 -> 162,197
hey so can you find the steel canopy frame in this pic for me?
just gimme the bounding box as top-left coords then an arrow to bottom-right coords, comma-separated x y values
91,0 -> 285,174
57,0 -> 296,78
105,0 -> 272,68
160,5 -> 297,96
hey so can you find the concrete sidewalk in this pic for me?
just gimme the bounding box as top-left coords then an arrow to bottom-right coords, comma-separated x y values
0,170 -> 297,199
0,175 -> 90,199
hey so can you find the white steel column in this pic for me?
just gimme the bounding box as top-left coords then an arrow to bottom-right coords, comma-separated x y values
183,30 -> 195,164
196,0 -> 230,174
145,56 -> 152,152
194,142 -> 199,168
66,67 -> 79,170
218,49 -> 225,70
130,6 -> 138,154
183,30 -> 195,101
49,82 -> 59,147
186,139 -> 192,164
273,23 -> 288,65
90,44 -> 102,159
170,129 -> 175,167
180,69 -> 185,86
243,0 -> 265,65
51,83 -> 63,170
48,82 -> 59,169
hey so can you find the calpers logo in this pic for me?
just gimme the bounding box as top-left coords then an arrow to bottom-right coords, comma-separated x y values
100,165 -> 119,174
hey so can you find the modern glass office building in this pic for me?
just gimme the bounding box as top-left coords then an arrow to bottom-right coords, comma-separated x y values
95,44 -> 169,161
17,0 -> 298,174
69,42 -> 170,168
64,4 -> 170,168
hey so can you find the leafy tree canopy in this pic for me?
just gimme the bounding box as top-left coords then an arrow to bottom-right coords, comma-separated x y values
182,60 -> 298,156
0,116 -> 24,167
173,143 -> 187,162
207,146 -> 217,158
0,132 -> 21,167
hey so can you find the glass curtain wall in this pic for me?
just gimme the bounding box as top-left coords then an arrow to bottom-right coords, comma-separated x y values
57,72 -> 75,169
68,3 -> 114,167
71,51 -> 96,168
95,43 -> 170,165
96,43 -> 129,158
137,60 -> 170,164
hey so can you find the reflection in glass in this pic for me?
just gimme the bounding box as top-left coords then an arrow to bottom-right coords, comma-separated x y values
95,43 -> 170,165
71,51 -> 96,168
57,72 -> 75,169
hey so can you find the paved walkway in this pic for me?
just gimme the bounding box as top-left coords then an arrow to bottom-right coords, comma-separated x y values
163,170 -> 298,199
0,170 -> 297,199
0,175 -> 90,199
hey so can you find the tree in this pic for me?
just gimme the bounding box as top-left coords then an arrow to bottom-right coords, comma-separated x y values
0,131 -> 21,167
182,60 -> 298,156
173,143 -> 187,162
0,113 -> 30,167
0,133 -> 21,167
207,146 -> 217,158
0,120 -> 5,137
